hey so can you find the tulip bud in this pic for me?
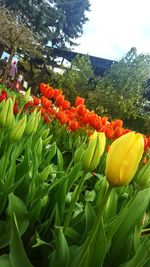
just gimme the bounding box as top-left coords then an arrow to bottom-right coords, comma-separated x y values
42,135 -> 53,146
38,165 -> 52,181
0,98 -> 9,128
105,132 -> 144,187
41,128 -> 50,139
24,109 -> 37,136
32,111 -> 41,134
136,159 -> 150,188
35,137 -> 43,157
9,115 -> 27,142
24,88 -> 31,103
0,98 -> 14,129
5,98 -> 14,129
41,195 -> 48,208
82,131 -> 106,172
0,99 -> 5,111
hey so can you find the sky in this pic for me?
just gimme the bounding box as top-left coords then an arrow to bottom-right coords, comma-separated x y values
74,0 -> 150,60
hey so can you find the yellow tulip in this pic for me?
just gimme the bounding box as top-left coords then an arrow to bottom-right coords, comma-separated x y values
82,131 -> 106,172
105,132 -> 144,187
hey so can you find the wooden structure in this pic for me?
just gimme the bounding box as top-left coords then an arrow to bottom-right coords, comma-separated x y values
44,47 -> 115,75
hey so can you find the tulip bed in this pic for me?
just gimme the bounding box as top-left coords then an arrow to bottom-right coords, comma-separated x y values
0,82 -> 150,267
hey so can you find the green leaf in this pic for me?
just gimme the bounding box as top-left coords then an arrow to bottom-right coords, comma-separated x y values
0,175 -> 25,198
49,226 -> 69,267
5,161 -> 16,188
32,232 -> 50,248
85,190 -> 96,202
7,193 -> 29,235
15,150 -> 30,181
56,179 -> 68,222
119,239 -> 150,267
66,163 -> 82,192
103,188 -> 118,221
0,255 -> 12,267
67,246 -> 83,267
29,199 -> 42,223
0,192 -> 29,249
80,202 -> 96,243
44,142 -> 57,165
89,219 -> 107,267
79,220 -> 107,267
109,188 -> 150,263
65,227 -> 81,243
134,226 -> 141,252
10,213 -> 33,267
56,148 -> 64,178
0,221 -> 11,249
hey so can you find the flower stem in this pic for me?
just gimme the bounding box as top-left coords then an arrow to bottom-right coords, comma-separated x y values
79,184 -> 112,266
63,171 -> 86,232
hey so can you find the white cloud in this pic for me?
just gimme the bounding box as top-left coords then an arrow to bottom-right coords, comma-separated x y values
74,0 -> 150,59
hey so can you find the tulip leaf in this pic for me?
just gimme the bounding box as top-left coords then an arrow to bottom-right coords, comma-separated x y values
0,175 -> 25,198
15,150 -> 30,181
133,226 -> 141,252
66,163 -> 82,192
109,188 -> 150,263
118,239 -> 150,267
56,179 -> 68,222
0,192 -> 29,249
103,188 -> 118,221
0,255 -> 12,267
49,226 -> 69,267
29,199 -> 42,223
80,201 -> 96,243
44,142 -> 57,165
68,245 -> 86,267
65,227 -> 81,243
85,190 -> 96,202
10,213 -> 33,267
88,219 -> 107,267
5,161 -> 16,188
0,220 -> 11,249
56,148 -> 64,178
7,193 -> 29,234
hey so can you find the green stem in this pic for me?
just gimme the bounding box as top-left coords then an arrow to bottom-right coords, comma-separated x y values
63,171 -> 86,232
79,184 -> 112,266
66,159 -> 73,174
0,128 -> 4,149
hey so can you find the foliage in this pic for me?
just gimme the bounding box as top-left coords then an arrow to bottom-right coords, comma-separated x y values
0,6 -> 42,82
86,48 -> 150,132
57,55 -> 95,104
0,7 -> 41,58
1,0 -> 90,48
0,84 -> 149,266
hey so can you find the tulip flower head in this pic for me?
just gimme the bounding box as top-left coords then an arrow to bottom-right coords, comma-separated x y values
82,131 -> 106,172
105,132 -> 144,187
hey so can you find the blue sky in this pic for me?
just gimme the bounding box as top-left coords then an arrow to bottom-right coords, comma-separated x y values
75,0 -> 150,60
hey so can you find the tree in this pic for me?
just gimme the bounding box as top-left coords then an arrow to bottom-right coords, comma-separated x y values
0,6 -> 41,81
1,0 -> 90,48
57,55 -> 95,104
86,47 -> 150,132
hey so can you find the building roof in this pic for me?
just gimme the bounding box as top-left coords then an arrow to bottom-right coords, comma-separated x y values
45,46 -> 115,75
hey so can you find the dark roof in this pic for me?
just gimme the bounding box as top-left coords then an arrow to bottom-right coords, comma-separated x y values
45,47 -> 115,75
